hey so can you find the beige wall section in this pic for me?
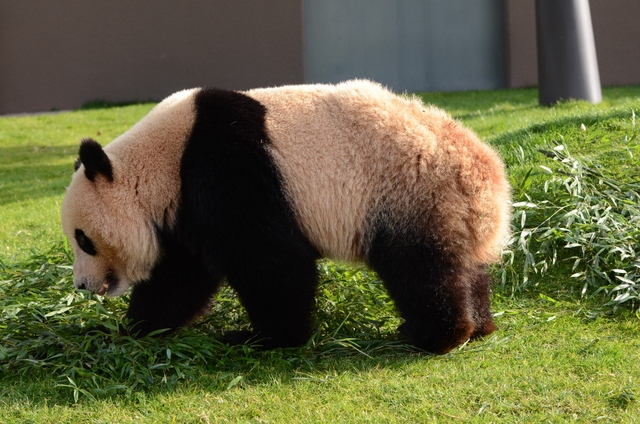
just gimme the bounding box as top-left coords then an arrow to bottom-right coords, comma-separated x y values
0,1 -> 304,114
505,0 -> 640,88
504,0 -> 537,88
590,0 -> 640,87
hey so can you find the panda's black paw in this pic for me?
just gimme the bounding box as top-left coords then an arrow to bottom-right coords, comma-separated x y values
399,319 -> 477,355
221,330 -> 257,346
221,330 -> 309,350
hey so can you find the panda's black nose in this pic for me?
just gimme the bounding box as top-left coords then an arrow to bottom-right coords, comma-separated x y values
77,282 -> 86,290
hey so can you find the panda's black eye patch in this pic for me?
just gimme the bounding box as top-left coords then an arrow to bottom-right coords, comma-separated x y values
75,229 -> 97,256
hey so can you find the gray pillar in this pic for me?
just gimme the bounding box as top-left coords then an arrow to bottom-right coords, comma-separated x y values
535,0 -> 601,105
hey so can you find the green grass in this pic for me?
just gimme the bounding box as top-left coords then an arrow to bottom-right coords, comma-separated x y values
2,87 -> 640,422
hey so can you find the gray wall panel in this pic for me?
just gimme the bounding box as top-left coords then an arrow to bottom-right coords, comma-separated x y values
304,0 -> 506,92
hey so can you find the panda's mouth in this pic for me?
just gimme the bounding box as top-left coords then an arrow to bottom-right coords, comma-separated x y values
97,272 -> 119,296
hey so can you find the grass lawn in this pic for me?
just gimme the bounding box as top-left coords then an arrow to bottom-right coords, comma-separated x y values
1,87 -> 639,423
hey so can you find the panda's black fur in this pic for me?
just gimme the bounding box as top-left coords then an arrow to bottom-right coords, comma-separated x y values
63,81 -> 511,354
131,89 -> 320,347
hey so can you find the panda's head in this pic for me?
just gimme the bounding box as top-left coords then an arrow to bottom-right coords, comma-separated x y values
62,138 -> 160,296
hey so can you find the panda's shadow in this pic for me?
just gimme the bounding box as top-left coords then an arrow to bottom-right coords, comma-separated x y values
151,322 -> 497,394
37,263 -> 448,399
176,329 -> 508,399
39,284 -> 502,403
75,321 -> 431,385
175,330 -> 428,390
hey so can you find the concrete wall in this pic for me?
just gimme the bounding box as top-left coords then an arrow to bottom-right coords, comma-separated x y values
0,1 -> 304,114
505,0 -> 640,88
504,0 -> 537,88
2,1 -> 639,114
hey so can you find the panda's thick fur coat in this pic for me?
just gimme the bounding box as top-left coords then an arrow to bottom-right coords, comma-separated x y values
62,80 -> 511,354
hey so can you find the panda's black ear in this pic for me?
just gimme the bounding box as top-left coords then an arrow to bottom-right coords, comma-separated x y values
78,138 -> 114,182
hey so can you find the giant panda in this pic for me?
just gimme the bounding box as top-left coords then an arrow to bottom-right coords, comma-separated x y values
61,80 -> 511,354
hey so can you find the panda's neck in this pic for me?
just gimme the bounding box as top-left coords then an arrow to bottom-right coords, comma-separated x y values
105,92 -> 197,231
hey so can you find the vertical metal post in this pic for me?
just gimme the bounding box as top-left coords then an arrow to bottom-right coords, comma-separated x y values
535,0 -> 601,105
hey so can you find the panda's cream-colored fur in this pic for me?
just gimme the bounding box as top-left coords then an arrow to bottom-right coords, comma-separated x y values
246,80 -> 511,267
63,80 -> 510,296
62,80 -> 511,350
62,89 -> 197,295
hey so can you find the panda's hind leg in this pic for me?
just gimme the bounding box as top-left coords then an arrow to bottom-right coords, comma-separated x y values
468,266 -> 498,340
367,229 -> 478,354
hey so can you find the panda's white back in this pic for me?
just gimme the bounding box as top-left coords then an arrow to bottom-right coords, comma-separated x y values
246,80 -> 510,266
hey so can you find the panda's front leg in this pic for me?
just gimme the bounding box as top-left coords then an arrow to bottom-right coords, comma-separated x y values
224,253 -> 320,349
125,245 -> 222,337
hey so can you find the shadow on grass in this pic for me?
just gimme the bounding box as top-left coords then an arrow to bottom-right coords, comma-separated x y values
0,247 -> 502,405
0,248 -> 634,407
1,319 -> 487,407
79,100 -> 158,110
0,145 -> 76,206
4,264 -> 619,409
418,87 -> 538,113
491,107 -> 636,148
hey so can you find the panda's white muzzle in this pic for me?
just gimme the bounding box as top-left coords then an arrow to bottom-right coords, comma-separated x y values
74,273 -> 118,296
